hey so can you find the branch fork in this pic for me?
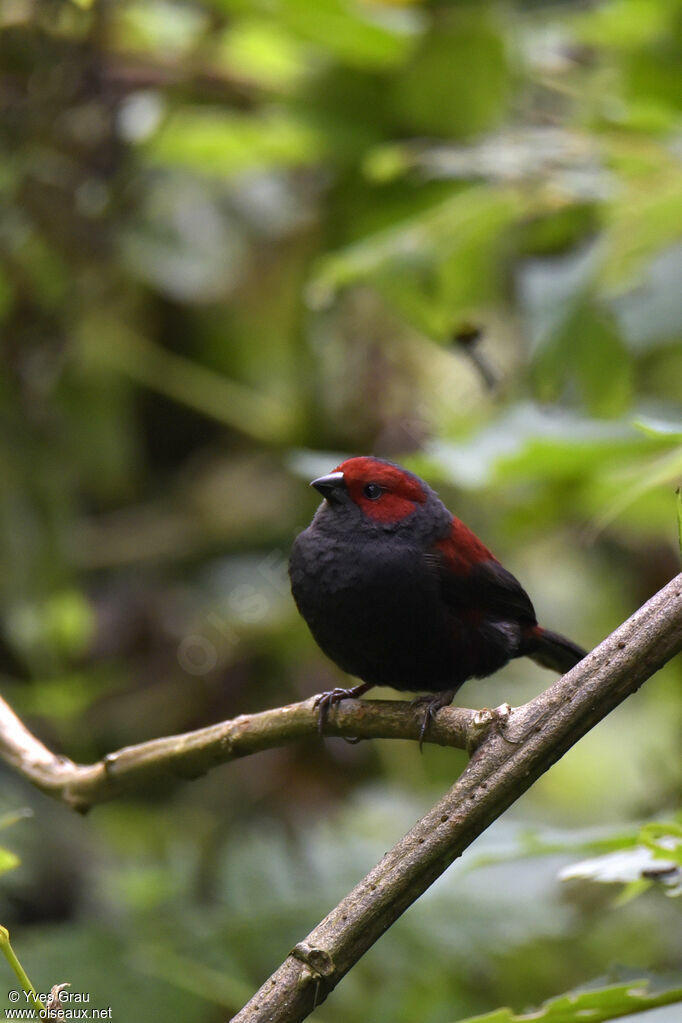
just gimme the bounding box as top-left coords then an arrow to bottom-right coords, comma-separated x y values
0,574 -> 680,1023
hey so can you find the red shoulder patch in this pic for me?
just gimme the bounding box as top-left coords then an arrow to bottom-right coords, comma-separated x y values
434,518 -> 494,572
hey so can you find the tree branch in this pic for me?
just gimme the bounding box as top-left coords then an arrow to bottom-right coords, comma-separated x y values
0,691 -> 475,813
230,572 -> 682,1023
2,576 -> 680,1021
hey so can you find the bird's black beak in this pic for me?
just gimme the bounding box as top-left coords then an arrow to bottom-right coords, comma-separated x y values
311,471 -> 346,503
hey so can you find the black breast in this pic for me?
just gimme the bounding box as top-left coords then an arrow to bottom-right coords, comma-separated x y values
289,527 -> 477,692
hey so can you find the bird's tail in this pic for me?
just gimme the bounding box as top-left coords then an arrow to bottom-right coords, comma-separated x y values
527,626 -> 587,674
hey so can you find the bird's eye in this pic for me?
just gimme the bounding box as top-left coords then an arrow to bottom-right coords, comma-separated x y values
363,483 -> 382,500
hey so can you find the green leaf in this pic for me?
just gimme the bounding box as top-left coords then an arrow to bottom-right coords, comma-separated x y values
556,817 -> 682,898
135,944 -> 254,1010
427,404 -> 651,490
218,19 -> 308,91
0,809 -> 33,832
115,0 -> 208,57
307,185 -> 521,329
147,108 -> 327,176
279,0 -> 413,69
594,444 -> 682,531
394,10 -> 509,137
17,673 -> 103,721
559,847 -> 678,890
463,816 -> 682,882
78,320 -> 299,443
601,169 -> 682,290
0,847 -> 20,875
640,821 -> 682,867
43,590 -> 95,658
572,0 -> 670,49
534,302 -> 633,417
633,415 -> 682,440
455,975 -> 682,1023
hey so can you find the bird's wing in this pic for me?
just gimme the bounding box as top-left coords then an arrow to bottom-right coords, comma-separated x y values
425,522 -> 537,625
468,558 -> 537,623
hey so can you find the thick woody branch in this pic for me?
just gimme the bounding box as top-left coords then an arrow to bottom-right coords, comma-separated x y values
231,572 -> 682,1023
0,693 -> 475,813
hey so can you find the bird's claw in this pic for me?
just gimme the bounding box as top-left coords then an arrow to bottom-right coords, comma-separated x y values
313,688 -> 348,732
410,690 -> 456,752
313,685 -> 371,733
417,708 -> 434,753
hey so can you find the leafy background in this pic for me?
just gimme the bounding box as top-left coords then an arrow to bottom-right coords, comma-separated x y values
0,0 -> 680,1020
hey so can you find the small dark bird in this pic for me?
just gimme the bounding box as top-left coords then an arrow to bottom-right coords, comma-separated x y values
289,457 -> 587,742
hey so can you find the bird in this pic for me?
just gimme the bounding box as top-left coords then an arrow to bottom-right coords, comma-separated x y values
289,456 -> 587,745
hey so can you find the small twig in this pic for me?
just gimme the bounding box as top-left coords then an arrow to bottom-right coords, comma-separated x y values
0,926 -> 46,1014
451,323 -> 499,392
0,693 -> 475,813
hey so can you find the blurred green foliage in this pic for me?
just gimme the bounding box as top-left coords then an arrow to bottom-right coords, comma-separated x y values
0,0 -> 680,1020
462,974 -> 682,1023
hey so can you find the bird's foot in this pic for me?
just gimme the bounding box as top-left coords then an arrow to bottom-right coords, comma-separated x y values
313,682 -> 372,733
410,690 -> 457,752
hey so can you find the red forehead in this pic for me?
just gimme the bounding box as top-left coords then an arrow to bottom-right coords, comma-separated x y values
334,457 -> 426,523
335,457 -> 426,502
